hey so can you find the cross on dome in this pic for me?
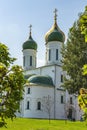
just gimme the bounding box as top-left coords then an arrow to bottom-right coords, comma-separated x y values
29,24 -> 32,37
54,8 -> 57,22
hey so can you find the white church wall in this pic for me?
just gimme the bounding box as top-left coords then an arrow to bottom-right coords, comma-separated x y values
22,85 -> 54,118
39,66 -> 55,81
54,66 -> 63,88
24,67 -> 41,75
55,90 -> 66,119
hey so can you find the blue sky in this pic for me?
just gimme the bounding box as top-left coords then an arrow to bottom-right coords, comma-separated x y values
0,0 -> 87,67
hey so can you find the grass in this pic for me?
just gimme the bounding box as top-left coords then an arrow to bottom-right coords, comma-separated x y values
1,118 -> 87,130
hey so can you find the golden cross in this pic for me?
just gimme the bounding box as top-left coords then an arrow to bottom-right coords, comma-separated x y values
29,24 -> 32,32
29,24 -> 32,36
54,8 -> 57,21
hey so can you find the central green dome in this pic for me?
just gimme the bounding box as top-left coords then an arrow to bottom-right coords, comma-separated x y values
45,10 -> 65,43
47,28 -> 64,42
28,75 -> 54,86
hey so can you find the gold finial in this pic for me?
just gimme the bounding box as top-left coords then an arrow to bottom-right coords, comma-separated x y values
54,8 -> 57,22
29,24 -> 32,37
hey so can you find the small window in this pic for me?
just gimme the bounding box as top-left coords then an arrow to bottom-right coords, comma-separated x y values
61,74 -> 63,82
56,49 -> 58,60
70,97 -> 73,104
23,56 -> 25,66
30,56 -> 32,66
27,101 -> 29,109
61,95 -> 63,104
49,49 -> 51,61
37,101 -> 41,110
27,88 -> 30,94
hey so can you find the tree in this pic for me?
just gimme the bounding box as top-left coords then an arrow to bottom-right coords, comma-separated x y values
42,95 -> 54,124
61,11 -> 87,94
78,88 -> 87,121
80,6 -> 87,42
0,43 -> 25,127
64,100 -> 70,122
78,65 -> 87,121
80,6 -> 87,76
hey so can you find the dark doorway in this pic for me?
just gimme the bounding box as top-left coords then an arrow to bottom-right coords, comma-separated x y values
68,108 -> 72,120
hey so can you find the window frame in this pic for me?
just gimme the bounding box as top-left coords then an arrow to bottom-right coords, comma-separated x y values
30,56 -> 32,66
56,49 -> 58,60
61,95 -> 64,104
27,101 -> 30,109
23,56 -> 25,66
49,49 -> 51,61
70,97 -> 73,104
61,74 -> 63,83
37,101 -> 41,110
27,88 -> 30,94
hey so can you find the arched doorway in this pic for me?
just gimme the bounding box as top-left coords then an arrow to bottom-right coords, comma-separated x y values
68,108 -> 72,120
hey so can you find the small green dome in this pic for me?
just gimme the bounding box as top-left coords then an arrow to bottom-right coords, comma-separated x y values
28,75 -> 54,86
23,35 -> 37,50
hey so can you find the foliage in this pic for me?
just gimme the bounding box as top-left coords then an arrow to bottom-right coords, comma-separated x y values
82,64 -> 87,75
0,43 -> 25,127
80,6 -> 87,42
80,6 -> 87,86
78,88 -> 87,121
61,9 -> 87,94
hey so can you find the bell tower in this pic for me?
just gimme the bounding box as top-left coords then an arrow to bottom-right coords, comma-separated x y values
22,25 -> 37,70
45,9 -> 65,65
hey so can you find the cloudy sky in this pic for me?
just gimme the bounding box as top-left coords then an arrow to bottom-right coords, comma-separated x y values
0,0 -> 87,67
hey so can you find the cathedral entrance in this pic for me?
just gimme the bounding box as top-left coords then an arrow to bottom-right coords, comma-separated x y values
67,107 -> 76,121
68,108 -> 72,120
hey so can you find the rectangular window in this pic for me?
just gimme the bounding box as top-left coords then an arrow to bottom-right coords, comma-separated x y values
27,101 -> 29,109
61,74 -> 63,82
61,95 -> 63,104
30,56 -> 32,66
27,88 -> 30,94
49,49 -> 51,61
23,56 -> 25,66
70,97 -> 73,104
56,49 -> 58,60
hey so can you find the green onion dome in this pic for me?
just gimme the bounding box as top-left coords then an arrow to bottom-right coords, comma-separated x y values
23,35 -> 37,50
45,9 -> 65,44
28,75 -> 54,86
23,25 -> 37,50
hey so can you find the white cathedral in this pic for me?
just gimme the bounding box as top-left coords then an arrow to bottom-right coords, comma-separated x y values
19,9 -> 81,120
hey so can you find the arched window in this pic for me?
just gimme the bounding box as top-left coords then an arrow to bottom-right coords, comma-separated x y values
27,101 -> 30,109
30,56 -> 32,66
27,88 -> 30,94
56,49 -> 58,60
37,101 -> 41,110
23,56 -> 25,66
49,49 -> 51,61
61,95 -> 64,104
70,97 -> 73,104
61,74 -> 63,82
